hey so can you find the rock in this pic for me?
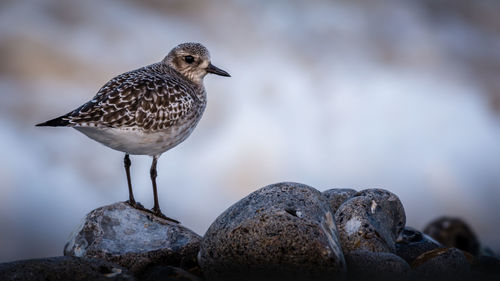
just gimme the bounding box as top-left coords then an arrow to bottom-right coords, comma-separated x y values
198,182 -> 346,281
423,217 -> 480,255
335,189 -> 406,254
139,266 -> 203,281
0,256 -> 134,281
396,226 -> 442,263
344,250 -> 411,281
470,255 -> 500,281
480,246 -> 497,257
412,247 -> 471,281
322,188 -> 356,213
64,202 -> 201,275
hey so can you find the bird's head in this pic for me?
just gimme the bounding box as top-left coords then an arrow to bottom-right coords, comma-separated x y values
163,42 -> 230,85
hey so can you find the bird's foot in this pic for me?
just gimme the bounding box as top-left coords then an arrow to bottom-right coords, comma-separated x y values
151,207 -> 180,224
126,200 -> 145,210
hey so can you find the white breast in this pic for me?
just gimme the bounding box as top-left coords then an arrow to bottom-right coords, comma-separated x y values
75,125 -> 196,156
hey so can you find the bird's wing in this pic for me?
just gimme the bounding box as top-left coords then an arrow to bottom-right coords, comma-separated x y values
41,69 -> 197,130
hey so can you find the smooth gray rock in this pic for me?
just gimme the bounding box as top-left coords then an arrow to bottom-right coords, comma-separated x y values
0,256 -> 134,281
424,217 -> 480,255
396,226 -> 442,263
412,247 -> 471,281
198,182 -> 346,281
335,189 -> 406,253
322,188 -> 356,213
64,202 -> 201,275
345,250 -> 411,281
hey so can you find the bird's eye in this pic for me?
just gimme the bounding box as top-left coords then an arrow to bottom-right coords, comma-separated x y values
184,55 -> 195,64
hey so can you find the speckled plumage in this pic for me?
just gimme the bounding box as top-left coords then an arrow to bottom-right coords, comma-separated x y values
68,62 -> 202,130
63,62 -> 205,156
37,42 -> 230,220
37,42 -> 229,156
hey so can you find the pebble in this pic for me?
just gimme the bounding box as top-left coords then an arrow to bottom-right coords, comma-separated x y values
0,256 -> 134,281
396,226 -> 442,263
322,188 -> 356,214
139,266 -> 203,281
64,202 -> 201,275
345,250 -> 411,281
198,182 -> 346,281
412,247 -> 471,281
335,189 -> 406,253
424,217 -> 480,255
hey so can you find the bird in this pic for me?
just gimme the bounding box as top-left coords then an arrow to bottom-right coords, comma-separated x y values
36,42 -> 230,223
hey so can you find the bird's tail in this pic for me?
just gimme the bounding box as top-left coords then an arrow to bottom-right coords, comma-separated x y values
35,115 -> 71,127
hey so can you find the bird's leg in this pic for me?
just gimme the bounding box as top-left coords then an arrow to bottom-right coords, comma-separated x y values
150,155 -> 160,213
150,155 -> 179,223
124,154 -> 143,209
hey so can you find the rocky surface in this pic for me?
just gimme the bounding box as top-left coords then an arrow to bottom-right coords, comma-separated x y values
396,226 -> 443,264
64,202 -> 201,275
470,254 -> 500,281
322,188 -> 357,214
198,182 -> 346,281
1,183 -> 499,281
424,217 -> 480,255
335,189 -> 406,254
345,250 -> 411,281
139,266 -> 202,281
412,247 -> 471,281
0,256 -> 134,281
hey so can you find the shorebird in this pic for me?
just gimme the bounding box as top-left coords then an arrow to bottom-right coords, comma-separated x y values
36,42 -> 230,223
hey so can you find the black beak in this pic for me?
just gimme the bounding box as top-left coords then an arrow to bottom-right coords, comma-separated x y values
206,63 -> 231,77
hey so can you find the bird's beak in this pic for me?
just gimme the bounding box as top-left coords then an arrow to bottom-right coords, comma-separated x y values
206,63 -> 231,77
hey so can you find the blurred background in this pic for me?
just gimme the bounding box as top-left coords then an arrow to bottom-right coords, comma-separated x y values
1,0 -> 499,262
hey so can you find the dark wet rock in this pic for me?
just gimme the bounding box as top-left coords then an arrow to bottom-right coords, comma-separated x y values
139,266 -> 203,281
322,188 -> 356,213
64,202 -> 201,275
335,189 -> 406,254
345,250 -> 411,281
480,246 -> 497,257
0,256 -> 134,281
412,247 -> 471,281
198,182 -> 346,281
396,226 -> 442,263
470,255 -> 500,281
423,217 -> 480,255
